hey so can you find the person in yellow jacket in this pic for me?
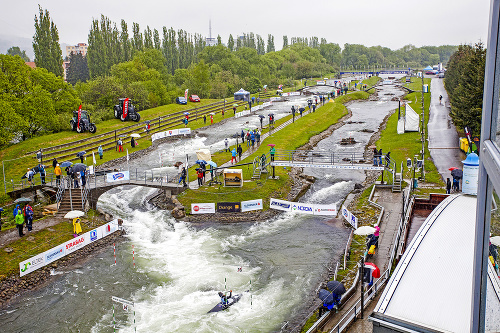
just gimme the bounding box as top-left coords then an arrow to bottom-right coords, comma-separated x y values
15,209 -> 25,237
73,217 -> 82,235
54,163 -> 62,186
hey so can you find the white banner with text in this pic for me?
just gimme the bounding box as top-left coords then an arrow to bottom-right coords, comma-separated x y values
241,199 -> 263,212
270,198 -> 337,216
151,128 -> 191,142
191,203 -> 216,214
106,171 -> 130,183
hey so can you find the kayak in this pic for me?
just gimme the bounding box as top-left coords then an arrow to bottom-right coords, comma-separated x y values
207,293 -> 243,313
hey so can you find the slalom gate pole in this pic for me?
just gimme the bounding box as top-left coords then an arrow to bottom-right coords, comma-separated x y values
113,303 -> 116,332
225,277 -> 227,292
134,308 -> 136,332
132,245 -> 135,268
250,279 -> 252,309
114,243 -> 116,265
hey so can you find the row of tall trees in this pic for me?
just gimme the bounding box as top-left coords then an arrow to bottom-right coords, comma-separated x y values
444,43 -> 486,134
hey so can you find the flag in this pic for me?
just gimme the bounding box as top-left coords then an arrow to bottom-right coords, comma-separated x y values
126,149 -> 129,161
92,152 -> 96,165
123,98 -> 129,119
77,105 -> 82,128
184,89 -> 188,100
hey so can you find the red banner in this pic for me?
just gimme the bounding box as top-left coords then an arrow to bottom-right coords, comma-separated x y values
123,98 -> 129,119
77,105 -> 82,128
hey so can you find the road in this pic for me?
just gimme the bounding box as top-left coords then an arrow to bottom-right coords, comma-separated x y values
427,78 -> 464,182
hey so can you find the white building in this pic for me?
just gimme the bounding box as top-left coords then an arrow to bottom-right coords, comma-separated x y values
66,43 -> 88,58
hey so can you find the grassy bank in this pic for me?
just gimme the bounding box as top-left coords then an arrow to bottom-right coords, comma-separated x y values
177,92 -> 370,213
376,77 -> 444,189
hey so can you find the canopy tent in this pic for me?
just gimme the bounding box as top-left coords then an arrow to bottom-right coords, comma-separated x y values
423,65 -> 433,71
195,148 -> 212,162
397,103 -> 419,134
234,88 -> 250,102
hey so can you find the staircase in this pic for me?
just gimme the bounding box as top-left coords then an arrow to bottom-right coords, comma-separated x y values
384,160 -> 403,193
56,187 -> 85,217
251,154 -> 269,179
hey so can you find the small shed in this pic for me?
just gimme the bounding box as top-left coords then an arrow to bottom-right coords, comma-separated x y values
223,169 -> 243,187
234,88 -> 250,102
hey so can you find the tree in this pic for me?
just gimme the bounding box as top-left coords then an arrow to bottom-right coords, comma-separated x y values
33,6 -> 63,76
256,35 -> 265,55
283,35 -> 288,48
132,22 -> 143,52
266,34 -> 275,53
144,26 -> 153,49
87,19 -> 108,77
217,35 -> 222,45
7,47 -> 30,61
66,52 -> 90,85
153,29 -> 161,50
228,34 -> 234,51
120,20 -> 131,61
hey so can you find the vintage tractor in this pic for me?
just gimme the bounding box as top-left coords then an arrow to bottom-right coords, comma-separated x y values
114,98 -> 141,122
70,110 -> 97,133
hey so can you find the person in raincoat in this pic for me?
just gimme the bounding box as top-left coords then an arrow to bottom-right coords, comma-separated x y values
98,145 -> 104,159
270,146 -> 276,161
446,178 -> 451,194
210,114 -> 214,124
256,131 -> 261,146
15,209 -> 25,237
224,138 -> 229,152
237,145 -> 243,161
23,204 -> 34,231
13,204 -> 20,218
73,217 -> 82,235
117,139 -> 123,152
131,137 -> 136,148
196,168 -> 204,186
178,167 -> 187,187
54,163 -> 62,186
250,131 -> 255,148
39,164 -> 46,184
231,148 -> 237,164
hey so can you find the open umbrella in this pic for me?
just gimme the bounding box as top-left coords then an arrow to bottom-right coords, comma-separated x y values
490,236 -> 500,247
64,210 -> 85,219
184,112 -> 190,115
195,160 -> 207,165
130,133 -> 141,138
448,167 -> 459,171
233,103 -> 238,107
145,120 -> 150,123
60,161 -> 73,168
451,169 -> 463,179
76,151 -> 86,157
209,112 -> 215,115
118,134 -> 127,138
258,115 -> 265,118
318,289 -> 334,305
267,144 -> 276,147
354,226 -> 376,236
368,145 -> 377,149
327,281 -> 346,295
364,262 -> 381,278
207,161 -> 217,168
268,113 -> 274,116
15,197 -> 32,203
299,107 -> 305,112
72,163 -> 87,173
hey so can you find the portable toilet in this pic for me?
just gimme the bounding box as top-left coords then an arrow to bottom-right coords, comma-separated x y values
462,153 -> 479,196
423,84 -> 429,93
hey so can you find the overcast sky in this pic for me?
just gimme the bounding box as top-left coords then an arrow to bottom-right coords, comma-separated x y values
0,0 -> 491,50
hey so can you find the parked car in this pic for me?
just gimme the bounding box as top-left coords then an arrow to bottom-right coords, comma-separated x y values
176,97 -> 187,105
189,95 -> 201,102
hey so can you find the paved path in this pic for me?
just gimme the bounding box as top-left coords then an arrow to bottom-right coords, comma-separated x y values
427,78 -> 464,182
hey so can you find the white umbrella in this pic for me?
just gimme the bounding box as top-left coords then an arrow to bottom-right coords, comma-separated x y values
64,210 -> 85,219
490,236 -> 500,247
209,112 -> 215,115
130,133 -> 141,138
354,226 -> 376,236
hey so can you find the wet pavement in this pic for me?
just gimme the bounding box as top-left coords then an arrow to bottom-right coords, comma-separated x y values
427,78 -> 465,182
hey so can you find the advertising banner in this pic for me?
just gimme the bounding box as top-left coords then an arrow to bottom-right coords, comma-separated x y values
291,202 -> 315,215
191,203 -> 216,214
262,101 -> 271,107
270,97 -> 281,102
241,199 -> 263,212
216,202 -> 241,213
178,128 -> 191,135
341,205 -> 358,229
166,129 -> 179,137
63,234 -> 89,255
151,128 -> 191,142
270,161 -> 384,171
313,204 -> 337,216
342,205 -> 350,221
19,221 -> 119,277
269,198 -> 292,212
106,171 -> 130,183
19,252 -> 45,277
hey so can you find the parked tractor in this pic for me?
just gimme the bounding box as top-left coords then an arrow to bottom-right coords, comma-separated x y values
70,110 -> 97,133
114,98 -> 141,122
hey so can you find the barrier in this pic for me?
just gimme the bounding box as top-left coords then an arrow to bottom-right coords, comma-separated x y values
191,199 -> 265,214
270,198 -> 337,216
151,128 -> 191,142
19,220 -> 119,276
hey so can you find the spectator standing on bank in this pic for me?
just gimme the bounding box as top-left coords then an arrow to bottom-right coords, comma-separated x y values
54,163 -> 62,186
378,149 -> 383,166
373,148 -> 379,166
23,204 -> 33,232
98,145 -> 104,159
52,158 -> 58,169
15,209 -> 24,237
204,115 -> 207,124
197,168 -> 203,187
270,146 -> 276,161
224,138 -> 229,152
39,164 -> 46,184
446,178 -> 452,194
237,145 -> 243,161
231,148 -> 237,164
118,139 -> 123,152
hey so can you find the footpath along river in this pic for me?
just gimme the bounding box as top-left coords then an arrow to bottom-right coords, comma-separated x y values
0,82 -> 404,333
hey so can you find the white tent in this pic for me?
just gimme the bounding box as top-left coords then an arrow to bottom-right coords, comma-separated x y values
404,103 -> 419,131
397,118 -> 405,134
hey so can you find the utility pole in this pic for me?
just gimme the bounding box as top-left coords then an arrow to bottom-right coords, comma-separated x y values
421,73 -> 425,180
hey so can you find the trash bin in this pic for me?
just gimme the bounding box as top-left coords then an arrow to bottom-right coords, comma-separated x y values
413,179 -> 418,189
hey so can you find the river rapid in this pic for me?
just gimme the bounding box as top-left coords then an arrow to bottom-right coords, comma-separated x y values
0,82 -> 404,333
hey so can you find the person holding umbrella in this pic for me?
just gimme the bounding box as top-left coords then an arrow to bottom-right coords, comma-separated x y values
269,145 -> 276,161
131,136 -> 136,148
15,209 -> 25,237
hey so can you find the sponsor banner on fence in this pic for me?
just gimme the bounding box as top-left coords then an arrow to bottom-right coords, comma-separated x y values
19,221 -> 119,277
216,202 -> 241,213
241,199 -> 263,212
270,97 -> 281,102
106,170 -> 130,182
269,198 -> 292,211
262,101 -> 271,107
151,128 -> 191,142
19,252 -> 45,277
313,204 -> 337,216
291,202 -> 314,215
270,161 -> 384,171
178,128 -> 191,135
191,203 -> 216,214
341,205 -> 358,229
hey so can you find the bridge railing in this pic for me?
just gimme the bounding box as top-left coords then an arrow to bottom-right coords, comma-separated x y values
87,167 -> 180,190
6,172 -> 57,194
273,150 -> 365,165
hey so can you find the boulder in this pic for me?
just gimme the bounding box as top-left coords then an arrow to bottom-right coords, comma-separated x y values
171,207 -> 185,219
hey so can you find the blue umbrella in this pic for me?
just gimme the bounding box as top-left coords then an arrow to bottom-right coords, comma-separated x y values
60,161 -> 73,168
207,161 -> 217,168
195,160 -> 207,165
327,281 -> 346,295
76,151 -> 86,157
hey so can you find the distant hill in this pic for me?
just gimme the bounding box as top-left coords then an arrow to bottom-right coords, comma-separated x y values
0,34 -> 69,61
